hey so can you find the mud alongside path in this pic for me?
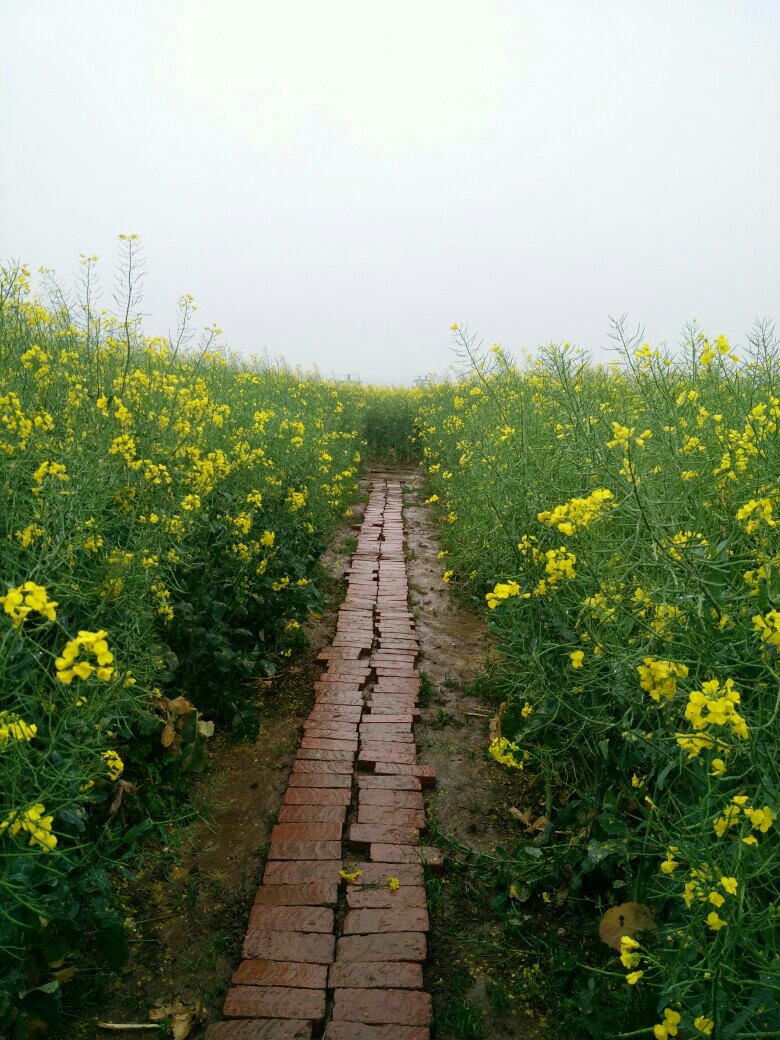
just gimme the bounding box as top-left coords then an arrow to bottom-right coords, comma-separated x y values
401,475 -> 548,1039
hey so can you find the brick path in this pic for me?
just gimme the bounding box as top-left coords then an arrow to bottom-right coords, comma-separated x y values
207,480 -> 438,1040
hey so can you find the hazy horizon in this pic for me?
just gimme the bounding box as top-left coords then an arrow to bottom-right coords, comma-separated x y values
2,1 -> 778,384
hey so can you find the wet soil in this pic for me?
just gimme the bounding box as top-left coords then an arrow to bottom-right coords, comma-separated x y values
402,475 -> 552,1039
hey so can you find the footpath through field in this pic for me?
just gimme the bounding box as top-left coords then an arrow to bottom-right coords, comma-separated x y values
206,478 -> 439,1040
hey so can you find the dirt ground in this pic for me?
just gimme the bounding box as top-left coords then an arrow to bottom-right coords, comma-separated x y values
401,473 -> 552,1039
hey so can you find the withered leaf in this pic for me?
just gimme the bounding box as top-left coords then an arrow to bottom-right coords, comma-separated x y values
598,902 -> 656,950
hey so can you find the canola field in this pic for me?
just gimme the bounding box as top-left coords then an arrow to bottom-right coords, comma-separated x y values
419,325 -> 780,1038
0,253 -> 411,1030
2,246 -> 778,1039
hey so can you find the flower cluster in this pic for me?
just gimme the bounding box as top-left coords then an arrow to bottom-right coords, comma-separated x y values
537,487 -> 614,535
55,630 -> 115,684
0,803 -> 57,851
0,581 -> 58,626
638,658 -> 689,702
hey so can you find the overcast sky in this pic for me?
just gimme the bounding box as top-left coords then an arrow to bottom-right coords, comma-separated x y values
1,1 -> 778,384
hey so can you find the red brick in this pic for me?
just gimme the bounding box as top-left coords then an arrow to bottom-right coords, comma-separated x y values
283,787 -> 351,805
343,907 -> 429,934
368,701 -> 421,718
349,824 -> 419,851
206,1022 -> 312,1040
301,728 -> 359,744
370,845 -> 443,871
357,806 -> 426,830
292,760 -> 354,775
332,989 -> 431,1026
346,885 -> 427,909
373,680 -> 420,694
271,822 -> 342,842
315,673 -> 368,687
318,646 -> 363,661
358,726 -> 413,742
299,738 -> 357,752
243,930 -> 335,963
358,743 -> 418,766
374,667 -> 417,677
224,985 -> 325,1021
358,789 -> 424,809
232,959 -> 328,988
375,763 -> 436,787
277,805 -> 347,825
307,706 -> 362,721
295,749 -> 354,763
321,659 -> 372,671
357,774 -> 421,791
288,773 -> 352,789
263,860 -> 343,885
254,883 -> 338,906
327,961 -> 423,989
311,688 -> 364,701
323,1025 -> 428,1040
342,862 -> 424,886
335,932 -> 426,963
268,840 -> 342,860
312,689 -> 364,702
248,905 -> 334,933
360,714 -> 415,725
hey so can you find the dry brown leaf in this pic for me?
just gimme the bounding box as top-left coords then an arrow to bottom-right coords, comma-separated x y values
109,779 -> 135,816
160,724 -> 175,748
489,701 -> 508,740
598,902 -> 656,950
51,966 -> 76,984
148,997 -> 205,1040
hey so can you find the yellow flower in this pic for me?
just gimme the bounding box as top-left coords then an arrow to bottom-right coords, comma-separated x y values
706,911 -> 728,931
693,1016 -> 714,1035
0,581 -> 58,627
570,650 -> 585,669
0,712 -> 38,745
720,876 -> 738,895
625,970 -> 643,985
0,803 -> 57,851
102,749 -> 124,781
654,1008 -> 681,1039
55,630 -> 115,684
488,737 -> 524,770
339,869 -> 362,882
746,805 -> 775,832
387,877 -> 400,891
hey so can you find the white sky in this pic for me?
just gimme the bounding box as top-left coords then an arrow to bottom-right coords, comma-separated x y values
1,1 -> 779,384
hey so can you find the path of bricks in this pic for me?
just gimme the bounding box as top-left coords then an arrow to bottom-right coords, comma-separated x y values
206,479 -> 440,1040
